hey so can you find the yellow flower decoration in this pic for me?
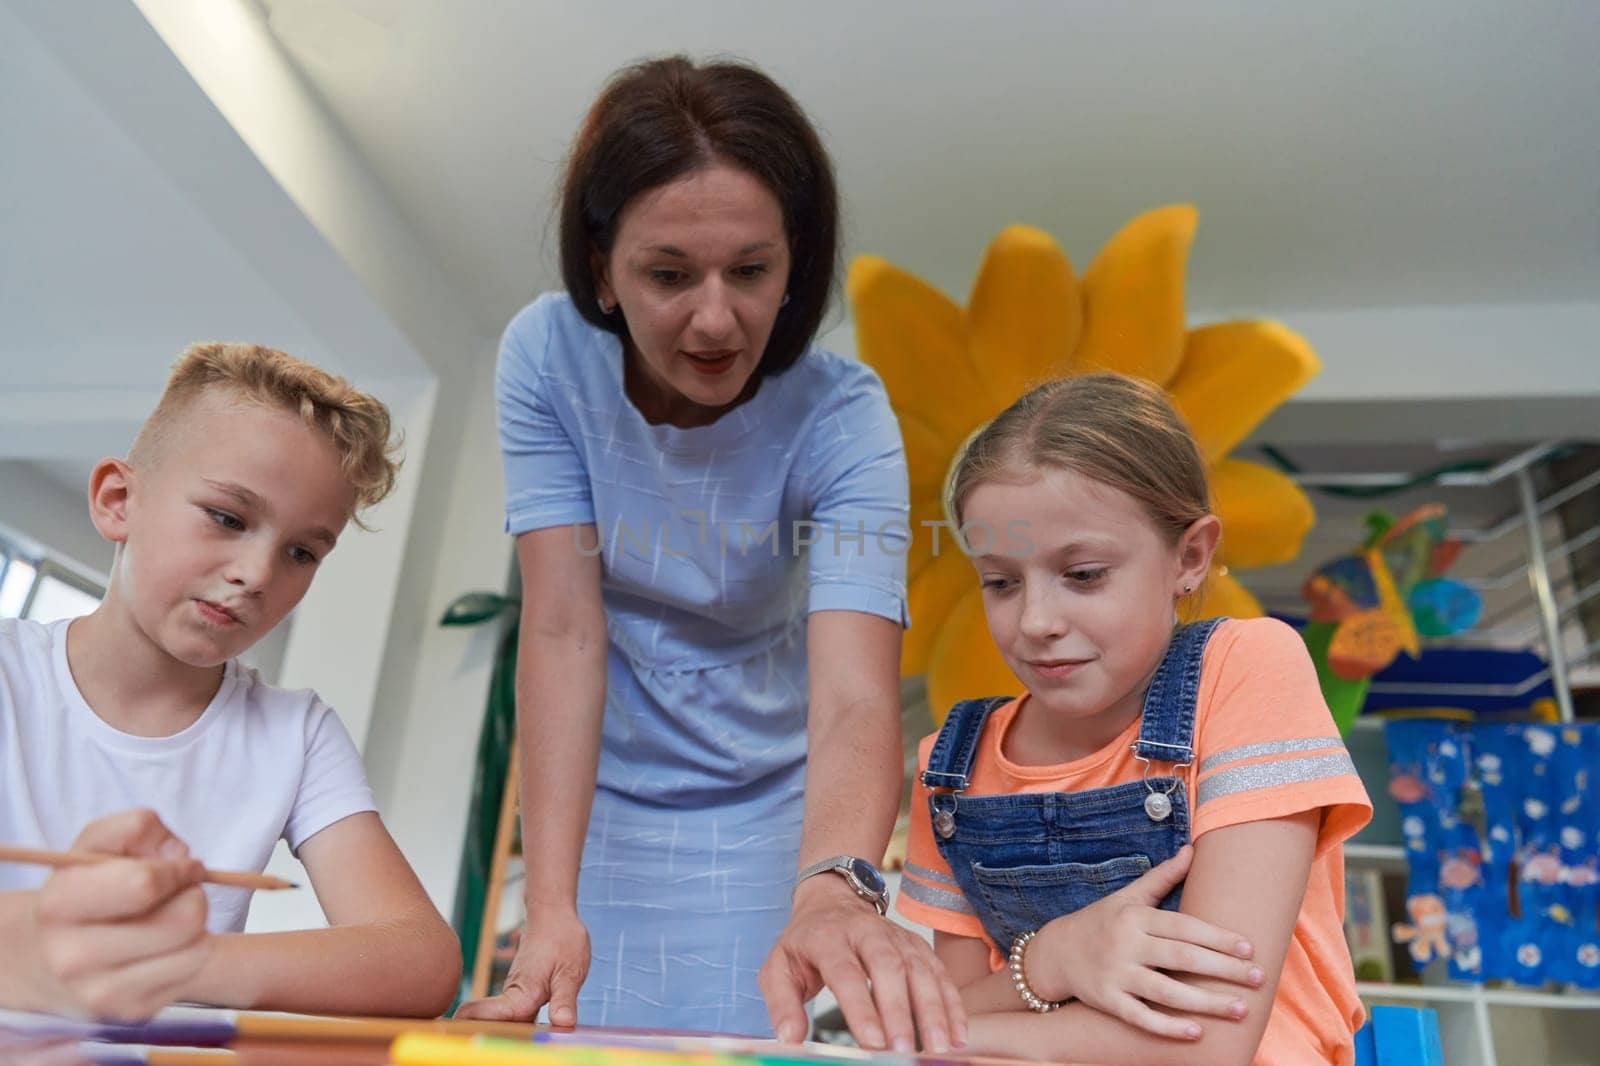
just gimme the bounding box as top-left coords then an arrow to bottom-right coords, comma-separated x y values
849,206 -> 1320,721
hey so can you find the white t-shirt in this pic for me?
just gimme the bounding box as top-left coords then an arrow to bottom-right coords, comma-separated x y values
0,618 -> 377,932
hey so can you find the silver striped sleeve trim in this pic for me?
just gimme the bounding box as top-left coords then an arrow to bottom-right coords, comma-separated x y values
1197,750 -> 1358,806
1198,736 -> 1344,775
903,861 -> 961,889
899,873 -> 977,915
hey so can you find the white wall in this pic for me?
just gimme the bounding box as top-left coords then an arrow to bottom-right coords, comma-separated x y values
1256,302 -> 1600,403
0,462 -> 112,580
2,0 -> 508,932
277,378 -> 437,752
249,352 -> 507,934
362,341 -> 513,914
0,0 -> 435,463
818,299 -> 1600,444
126,0 -> 479,373
110,0 -> 513,927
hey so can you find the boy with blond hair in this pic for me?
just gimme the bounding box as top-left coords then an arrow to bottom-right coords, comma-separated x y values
0,343 -> 460,1019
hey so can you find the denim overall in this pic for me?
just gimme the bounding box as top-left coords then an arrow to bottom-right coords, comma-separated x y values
923,618 -> 1224,952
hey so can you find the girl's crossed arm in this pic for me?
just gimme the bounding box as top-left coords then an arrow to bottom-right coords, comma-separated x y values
941,844 -> 1264,1037
956,812 -> 1318,1065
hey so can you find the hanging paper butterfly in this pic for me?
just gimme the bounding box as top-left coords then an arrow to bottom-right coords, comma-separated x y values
1302,504 -> 1481,681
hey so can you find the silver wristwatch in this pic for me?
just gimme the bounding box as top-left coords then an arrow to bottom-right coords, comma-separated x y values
796,854 -> 889,916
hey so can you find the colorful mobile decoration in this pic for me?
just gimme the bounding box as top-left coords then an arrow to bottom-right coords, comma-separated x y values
1302,505 -> 1481,734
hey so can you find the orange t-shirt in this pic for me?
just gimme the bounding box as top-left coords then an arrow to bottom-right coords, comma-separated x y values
899,617 -> 1373,1065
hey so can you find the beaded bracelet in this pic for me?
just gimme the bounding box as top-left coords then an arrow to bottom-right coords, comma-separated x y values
1007,930 -> 1064,1013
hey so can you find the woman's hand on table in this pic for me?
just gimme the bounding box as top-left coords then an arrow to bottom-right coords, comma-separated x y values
759,875 -> 965,1054
455,902 -> 590,1025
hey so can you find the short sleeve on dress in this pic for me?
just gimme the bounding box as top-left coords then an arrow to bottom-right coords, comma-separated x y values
498,296 -> 598,535
801,362 -> 910,627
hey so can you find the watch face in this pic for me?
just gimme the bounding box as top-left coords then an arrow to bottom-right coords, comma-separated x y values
848,858 -> 886,895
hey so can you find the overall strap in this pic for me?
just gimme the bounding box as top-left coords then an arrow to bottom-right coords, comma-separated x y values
1132,617 -> 1227,765
921,696 -> 1013,792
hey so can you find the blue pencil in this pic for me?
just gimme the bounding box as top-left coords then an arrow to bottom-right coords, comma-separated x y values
0,1009 -> 236,1048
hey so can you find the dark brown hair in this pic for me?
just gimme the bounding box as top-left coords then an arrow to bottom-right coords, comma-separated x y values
559,56 -> 838,379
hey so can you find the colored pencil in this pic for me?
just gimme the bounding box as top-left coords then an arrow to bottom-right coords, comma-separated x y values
0,1008 -> 541,1048
394,1033 -> 930,1066
0,846 -> 296,891
0,1008 -> 238,1047
393,1034 -> 706,1066
232,1013 -> 540,1043
80,1049 -> 233,1065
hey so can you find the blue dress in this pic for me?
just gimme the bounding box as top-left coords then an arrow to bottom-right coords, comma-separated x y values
497,294 -> 909,1034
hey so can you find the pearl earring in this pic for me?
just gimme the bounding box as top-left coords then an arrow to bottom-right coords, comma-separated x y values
1183,584 -> 1193,595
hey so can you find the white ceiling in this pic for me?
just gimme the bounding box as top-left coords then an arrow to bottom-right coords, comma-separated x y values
257,0 -> 1600,337
3,0 -> 1596,491
0,0 -> 432,465
1,14 -> 321,392
0,1 -> 1592,661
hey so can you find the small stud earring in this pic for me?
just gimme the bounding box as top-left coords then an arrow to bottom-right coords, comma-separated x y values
781,293 -> 791,307
598,298 -> 615,314
1183,584 -> 1193,595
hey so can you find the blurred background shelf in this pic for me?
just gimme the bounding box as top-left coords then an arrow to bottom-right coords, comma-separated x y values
1301,441 -> 1600,1066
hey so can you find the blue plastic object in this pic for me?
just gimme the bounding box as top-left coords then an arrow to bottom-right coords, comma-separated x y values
1353,1005 -> 1445,1066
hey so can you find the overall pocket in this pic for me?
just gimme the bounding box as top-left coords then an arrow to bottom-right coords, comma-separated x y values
968,854 -> 1154,944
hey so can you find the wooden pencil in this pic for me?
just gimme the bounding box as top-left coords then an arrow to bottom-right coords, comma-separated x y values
0,845 -> 297,891
232,1012 -> 541,1042
0,1007 -> 538,1050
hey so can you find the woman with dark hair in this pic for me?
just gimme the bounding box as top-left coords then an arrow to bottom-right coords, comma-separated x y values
457,57 -> 960,1051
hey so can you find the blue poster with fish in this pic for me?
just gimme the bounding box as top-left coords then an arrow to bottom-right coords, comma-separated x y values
1553,726 -> 1600,988
1386,721 -> 1455,971
1385,719 -> 1600,987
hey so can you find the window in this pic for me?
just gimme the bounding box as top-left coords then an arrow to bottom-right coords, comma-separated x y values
0,556 -> 34,616
0,533 -> 104,623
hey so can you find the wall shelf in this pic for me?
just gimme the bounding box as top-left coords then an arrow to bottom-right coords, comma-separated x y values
1344,842 -> 1409,868
1359,981 -> 1600,1010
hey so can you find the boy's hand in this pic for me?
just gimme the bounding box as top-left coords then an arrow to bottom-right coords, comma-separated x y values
1031,844 -> 1263,1040
455,902 -> 590,1025
29,809 -> 212,1021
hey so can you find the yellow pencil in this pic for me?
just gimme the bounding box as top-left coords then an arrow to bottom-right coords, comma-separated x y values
0,845 -> 297,891
390,1034 -> 558,1066
390,1034 -> 718,1066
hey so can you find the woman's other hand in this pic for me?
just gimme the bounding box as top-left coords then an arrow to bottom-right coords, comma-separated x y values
454,902 -> 590,1025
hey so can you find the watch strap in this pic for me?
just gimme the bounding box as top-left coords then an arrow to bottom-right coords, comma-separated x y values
796,854 -> 889,916
797,855 -> 849,881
